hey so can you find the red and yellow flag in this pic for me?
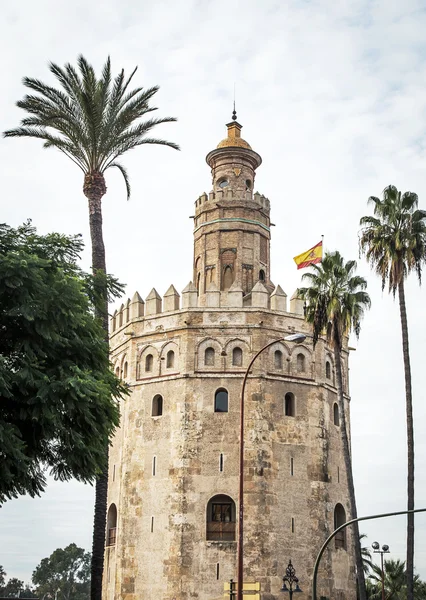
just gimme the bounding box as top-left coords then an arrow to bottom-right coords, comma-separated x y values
293,241 -> 323,270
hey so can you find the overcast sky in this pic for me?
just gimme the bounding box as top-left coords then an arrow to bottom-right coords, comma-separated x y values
1,0 -> 426,587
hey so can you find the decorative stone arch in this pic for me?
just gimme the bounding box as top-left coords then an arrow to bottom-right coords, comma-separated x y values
290,345 -> 312,377
159,340 -> 179,374
224,338 -> 250,369
196,338 -> 223,370
137,345 -> 160,379
220,248 -> 236,291
268,341 -> 290,373
206,493 -> 236,541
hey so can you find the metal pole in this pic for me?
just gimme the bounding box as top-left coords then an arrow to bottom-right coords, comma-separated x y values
312,508 -> 426,600
380,552 -> 385,600
237,338 -> 290,600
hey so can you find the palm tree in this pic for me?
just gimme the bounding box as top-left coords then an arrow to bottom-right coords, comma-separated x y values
298,251 -> 371,600
369,559 -> 406,600
4,55 -> 179,600
360,534 -> 374,575
359,185 -> 426,600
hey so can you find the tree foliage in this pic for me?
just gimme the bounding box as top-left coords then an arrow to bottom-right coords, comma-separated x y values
32,544 -> 90,600
360,185 -> 426,294
0,222 -> 126,503
0,567 -> 35,598
3,55 -> 179,200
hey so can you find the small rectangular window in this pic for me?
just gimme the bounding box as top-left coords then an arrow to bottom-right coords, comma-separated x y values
153,456 -> 156,476
290,457 -> 294,476
220,453 -> 224,473
151,516 -> 154,533
291,518 -> 295,533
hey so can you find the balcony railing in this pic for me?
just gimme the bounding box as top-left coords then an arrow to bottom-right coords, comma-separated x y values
207,521 -> 236,541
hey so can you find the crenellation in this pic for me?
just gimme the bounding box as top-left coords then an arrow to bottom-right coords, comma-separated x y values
181,281 -> 198,308
290,290 -> 305,315
124,298 -> 130,324
205,281 -> 220,307
251,280 -> 269,308
163,285 -> 180,312
130,291 -> 145,319
270,285 -> 287,312
145,288 -> 162,316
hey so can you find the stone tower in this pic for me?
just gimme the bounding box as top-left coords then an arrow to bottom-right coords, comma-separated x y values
104,115 -> 356,600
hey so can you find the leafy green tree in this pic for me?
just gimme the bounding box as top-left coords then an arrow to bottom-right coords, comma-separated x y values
0,567 -> 6,588
32,544 -> 90,600
360,185 -> 426,599
298,251 -> 371,600
0,577 -> 25,598
4,54 -> 179,600
0,222 -> 125,503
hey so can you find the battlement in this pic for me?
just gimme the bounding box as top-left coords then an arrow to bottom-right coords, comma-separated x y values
110,281 -> 306,335
194,189 -> 270,215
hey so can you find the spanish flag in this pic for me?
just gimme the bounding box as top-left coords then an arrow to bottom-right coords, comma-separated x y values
293,241 -> 323,270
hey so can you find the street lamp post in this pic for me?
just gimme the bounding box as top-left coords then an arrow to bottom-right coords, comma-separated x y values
237,333 -> 307,600
372,541 -> 390,600
281,560 -> 302,600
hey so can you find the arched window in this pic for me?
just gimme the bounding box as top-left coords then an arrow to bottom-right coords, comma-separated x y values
326,361 -> 331,379
206,494 -> 236,541
334,504 -> 347,549
232,347 -> 243,367
274,350 -> 283,370
145,354 -> 153,372
152,395 -> 163,417
215,389 -> 228,413
205,347 -> 215,367
223,266 -> 234,290
197,272 -> 201,294
285,392 -> 295,417
123,361 -> 128,379
166,350 -> 175,369
115,366 -> 120,377
259,269 -> 265,281
333,403 -> 340,426
106,504 -> 117,546
296,353 -> 305,373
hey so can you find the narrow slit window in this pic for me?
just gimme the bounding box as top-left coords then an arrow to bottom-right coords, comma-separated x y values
219,453 -> 224,472
274,350 -> 283,370
123,361 -> 128,379
290,457 -> 294,476
152,456 -> 156,476
166,350 -> 175,369
232,347 -> 243,367
326,360 -> 331,379
333,403 -> 340,426
334,504 -> 347,549
215,389 -> 228,413
112,464 -> 116,482
145,354 -> 153,372
152,395 -> 163,417
151,517 -> 154,533
337,467 -> 340,483
216,563 -> 220,580
291,518 -> 295,533
205,347 -> 215,366
285,392 -> 295,417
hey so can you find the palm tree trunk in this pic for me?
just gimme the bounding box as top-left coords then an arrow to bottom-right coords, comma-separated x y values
84,172 -> 109,600
334,343 -> 367,600
398,280 -> 415,600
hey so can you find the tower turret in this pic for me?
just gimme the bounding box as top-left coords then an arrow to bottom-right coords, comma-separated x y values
193,114 -> 271,300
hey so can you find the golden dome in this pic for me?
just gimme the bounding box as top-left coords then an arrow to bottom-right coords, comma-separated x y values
217,136 -> 252,150
216,120 -> 252,150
